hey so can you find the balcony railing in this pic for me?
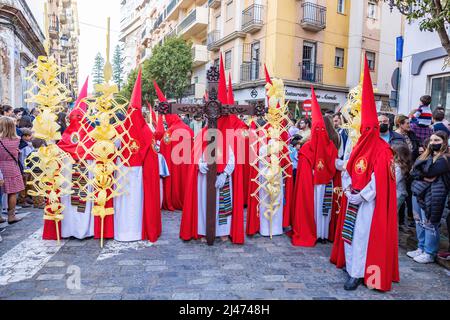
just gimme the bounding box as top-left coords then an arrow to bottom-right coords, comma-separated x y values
242,4 -> 263,33
166,0 -> 179,16
300,2 -> 326,31
208,0 -> 221,9
207,30 -> 221,51
177,9 -> 197,33
240,61 -> 260,82
300,62 -> 323,83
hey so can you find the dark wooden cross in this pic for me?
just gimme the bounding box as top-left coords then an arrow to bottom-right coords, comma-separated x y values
155,65 -> 265,246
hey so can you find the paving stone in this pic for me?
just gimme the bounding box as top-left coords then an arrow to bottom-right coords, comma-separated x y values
1,207 -> 450,301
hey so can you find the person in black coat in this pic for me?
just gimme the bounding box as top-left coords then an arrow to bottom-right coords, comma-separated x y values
408,131 -> 450,264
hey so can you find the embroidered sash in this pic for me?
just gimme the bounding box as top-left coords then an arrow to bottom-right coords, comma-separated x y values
218,177 -> 232,225
322,182 -> 334,216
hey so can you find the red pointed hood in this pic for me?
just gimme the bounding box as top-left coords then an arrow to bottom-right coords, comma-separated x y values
264,64 -> 273,86
347,57 -> 386,190
130,69 -> 142,111
218,54 -> 228,104
308,87 -> 337,185
153,80 -> 167,103
58,77 -> 89,159
227,73 -> 235,105
123,69 -> 150,166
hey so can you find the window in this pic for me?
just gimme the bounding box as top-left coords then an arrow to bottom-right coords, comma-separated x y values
337,0 -> 345,14
214,58 -> 220,67
368,1 -> 377,19
430,75 -> 450,121
366,51 -> 376,71
335,48 -> 344,68
215,14 -> 221,30
226,1 -> 233,21
225,50 -> 232,69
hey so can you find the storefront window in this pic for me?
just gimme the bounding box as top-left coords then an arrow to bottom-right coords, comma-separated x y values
430,75 -> 450,121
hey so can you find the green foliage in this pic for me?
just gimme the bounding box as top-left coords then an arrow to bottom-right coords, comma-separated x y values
112,45 -> 125,91
388,0 -> 449,31
92,52 -> 105,86
120,36 -> 193,104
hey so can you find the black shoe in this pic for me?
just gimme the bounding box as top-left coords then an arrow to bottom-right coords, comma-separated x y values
344,277 -> 364,291
342,268 -> 350,280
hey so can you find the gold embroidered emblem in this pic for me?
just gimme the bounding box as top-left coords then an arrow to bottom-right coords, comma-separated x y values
70,132 -> 80,144
129,139 -> 140,154
163,131 -> 171,145
316,159 -> 325,171
355,157 -> 368,175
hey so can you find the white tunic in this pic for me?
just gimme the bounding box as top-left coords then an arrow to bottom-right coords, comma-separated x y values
158,154 -> 170,209
197,149 -> 235,237
342,171 -> 376,279
114,165 -> 144,242
61,159 -> 95,239
314,184 -> 332,240
258,142 -> 284,237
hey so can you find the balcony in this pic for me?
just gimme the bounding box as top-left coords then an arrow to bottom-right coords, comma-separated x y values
184,83 -> 206,99
242,4 -> 263,34
208,0 -> 221,9
300,61 -> 323,83
300,2 -> 326,32
176,7 -> 208,39
240,62 -> 261,82
166,0 -> 207,21
207,30 -> 220,51
192,44 -> 208,67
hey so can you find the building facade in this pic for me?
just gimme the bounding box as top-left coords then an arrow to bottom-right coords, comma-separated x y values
207,0 -> 402,113
120,0 -> 147,79
121,0 -> 403,111
47,0 -> 81,97
0,0 -> 45,109
398,19 -> 450,121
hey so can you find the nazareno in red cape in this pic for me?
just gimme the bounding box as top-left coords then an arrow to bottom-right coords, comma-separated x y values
180,54 -> 246,244
159,115 -> 194,211
331,58 -> 399,291
290,88 -> 338,247
122,70 -> 161,242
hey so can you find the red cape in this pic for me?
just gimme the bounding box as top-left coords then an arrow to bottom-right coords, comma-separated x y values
160,115 -> 194,211
180,116 -> 246,244
330,192 -> 348,268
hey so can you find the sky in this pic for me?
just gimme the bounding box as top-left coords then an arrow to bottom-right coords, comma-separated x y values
77,0 -> 121,92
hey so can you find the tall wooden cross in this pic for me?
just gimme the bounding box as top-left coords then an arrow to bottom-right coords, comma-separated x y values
155,65 -> 265,246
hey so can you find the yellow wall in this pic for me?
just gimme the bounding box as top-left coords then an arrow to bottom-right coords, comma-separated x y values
322,0 -> 350,86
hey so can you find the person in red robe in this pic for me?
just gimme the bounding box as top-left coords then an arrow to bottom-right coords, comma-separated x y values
336,58 -> 399,291
115,70 -> 161,242
153,81 -> 194,211
180,55 -> 246,244
290,88 -> 339,247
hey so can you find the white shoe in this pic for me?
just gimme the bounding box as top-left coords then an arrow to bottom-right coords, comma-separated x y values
413,253 -> 435,264
407,248 -> 424,259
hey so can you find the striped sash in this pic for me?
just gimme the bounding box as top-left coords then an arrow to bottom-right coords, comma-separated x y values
322,182 -> 334,216
342,201 -> 360,245
218,177 -> 232,226
71,163 -> 87,213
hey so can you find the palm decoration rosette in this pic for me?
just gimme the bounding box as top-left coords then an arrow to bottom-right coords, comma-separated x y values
24,55 -> 74,244
74,18 -> 136,247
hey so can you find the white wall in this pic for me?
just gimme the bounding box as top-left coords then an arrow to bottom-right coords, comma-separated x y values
377,3 -> 402,95
398,19 -> 449,115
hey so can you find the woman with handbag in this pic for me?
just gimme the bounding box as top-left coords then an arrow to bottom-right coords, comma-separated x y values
0,116 -> 25,224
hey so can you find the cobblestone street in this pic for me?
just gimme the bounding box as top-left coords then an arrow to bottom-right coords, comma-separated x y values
0,208 -> 449,300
